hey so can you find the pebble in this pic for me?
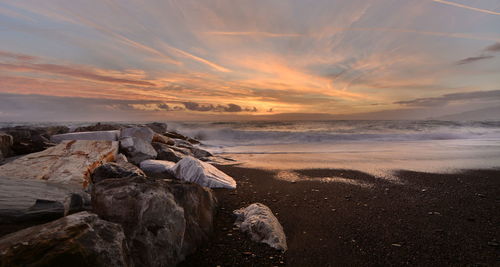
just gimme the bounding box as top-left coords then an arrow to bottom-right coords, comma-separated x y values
391,243 -> 402,247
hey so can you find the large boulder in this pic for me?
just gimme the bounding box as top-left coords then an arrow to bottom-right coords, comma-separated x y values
0,176 -> 88,236
119,127 -> 157,165
0,126 -> 69,155
171,156 -> 236,189
169,182 -> 217,257
190,147 -> 213,159
0,133 -> 13,160
92,162 -> 146,184
0,211 -> 131,267
152,142 -> 184,162
92,177 -> 217,265
233,203 -> 287,251
145,122 -> 168,134
0,140 -> 118,188
139,159 -> 176,179
51,130 -> 120,143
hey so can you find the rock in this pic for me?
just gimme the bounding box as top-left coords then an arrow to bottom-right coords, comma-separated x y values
169,181 -> 217,257
164,131 -> 200,144
0,211 -> 131,267
0,126 -> 68,155
0,140 -> 118,188
0,133 -> 13,160
51,130 -> 120,143
233,203 -> 287,251
73,122 -> 124,132
119,127 -> 157,165
145,122 -> 168,134
167,145 -> 193,156
92,162 -> 145,184
92,177 -> 217,264
171,156 -> 236,189
191,146 -> 213,159
139,159 -> 176,179
0,176 -> 90,236
152,133 -> 175,145
152,142 -> 184,162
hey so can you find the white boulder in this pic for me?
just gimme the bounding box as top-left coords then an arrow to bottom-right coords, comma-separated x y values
0,140 -> 118,188
51,130 -> 120,143
171,156 -> 236,189
119,127 -> 157,164
139,159 -> 176,179
233,203 -> 287,251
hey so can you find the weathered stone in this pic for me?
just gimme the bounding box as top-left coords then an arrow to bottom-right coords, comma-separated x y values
0,126 -> 69,155
92,176 -> 186,267
152,142 -> 184,162
171,156 -> 236,189
92,177 -> 217,266
169,182 -> 217,257
234,203 -> 287,251
0,133 -> 13,160
152,133 -> 175,145
73,122 -> 124,132
167,145 -> 193,156
92,162 -> 145,184
139,159 -> 176,179
145,122 -> 168,134
0,211 -> 131,267
191,146 -> 213,159
0,140 -> 118,188
51,130 -> 120,143
164,131 -> 200,144
0,176 -> 91,237
120,127 -> 157,165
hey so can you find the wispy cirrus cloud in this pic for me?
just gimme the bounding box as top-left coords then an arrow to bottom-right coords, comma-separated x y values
432,0 -> 500,16
395,90 -> 500,106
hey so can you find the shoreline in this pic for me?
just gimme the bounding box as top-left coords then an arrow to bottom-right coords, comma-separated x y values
181,166 -> 500,266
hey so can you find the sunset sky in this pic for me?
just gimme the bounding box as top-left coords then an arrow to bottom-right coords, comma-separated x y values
1,0 -> 499,121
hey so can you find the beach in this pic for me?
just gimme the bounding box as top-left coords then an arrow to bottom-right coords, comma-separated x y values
181,166 -> 500,266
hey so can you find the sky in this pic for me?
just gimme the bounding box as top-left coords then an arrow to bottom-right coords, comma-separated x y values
0,0 -> 499,121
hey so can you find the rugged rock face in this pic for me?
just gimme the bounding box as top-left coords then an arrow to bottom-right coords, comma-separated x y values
92,176 -> 186,267
119,127 -> 157,165
92,176 -> 217,266
0,126 -> 68,155
145,122 -> 168,134
169,181 -> 217,257
0,211 -> 131,267
152,133 -> 175,145
139,159 -> 176,179
0,133 -> 13,160
92,162 -> 146,184
0,140 -> 118,188
233,203 -> 287,251
51,130 -> 120,143
172,156 -> 237,189
152,142 -> 184,162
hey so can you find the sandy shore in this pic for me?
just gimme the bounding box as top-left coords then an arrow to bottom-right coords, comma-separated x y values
180,166 -> 500,266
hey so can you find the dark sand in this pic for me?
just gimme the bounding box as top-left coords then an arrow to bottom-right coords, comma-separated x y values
180,166 -> 500,267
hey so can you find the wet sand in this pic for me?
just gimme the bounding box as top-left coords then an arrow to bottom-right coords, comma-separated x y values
180,166 -> 500,266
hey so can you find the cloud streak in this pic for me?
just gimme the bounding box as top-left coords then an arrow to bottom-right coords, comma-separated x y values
395,90 -> 500,106
432,0 -> 500,16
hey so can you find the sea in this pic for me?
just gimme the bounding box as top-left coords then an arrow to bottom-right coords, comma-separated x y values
169,120 -> 500,177
2,120 -> 500,177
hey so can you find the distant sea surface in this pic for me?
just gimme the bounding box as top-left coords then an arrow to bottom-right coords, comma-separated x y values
2,120 -> 500,177
170,120 -> 500,177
